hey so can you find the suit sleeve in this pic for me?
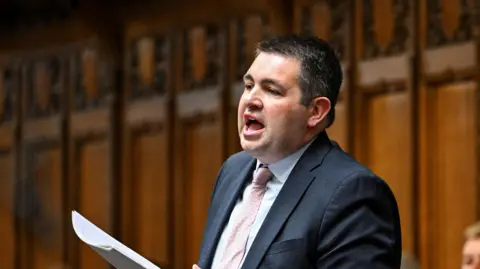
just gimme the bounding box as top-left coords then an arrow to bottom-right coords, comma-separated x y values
316,171 -> 402,269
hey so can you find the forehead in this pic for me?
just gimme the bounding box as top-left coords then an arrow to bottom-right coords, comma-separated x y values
246,52 -> 300,81
464,238 -> 480,254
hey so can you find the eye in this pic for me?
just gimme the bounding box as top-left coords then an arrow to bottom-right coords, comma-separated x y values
244,84 -> 253,90
267,88 -> 281,95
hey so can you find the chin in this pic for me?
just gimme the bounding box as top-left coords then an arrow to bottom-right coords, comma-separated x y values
241,140 -> 270,158
240,140 -> 261,152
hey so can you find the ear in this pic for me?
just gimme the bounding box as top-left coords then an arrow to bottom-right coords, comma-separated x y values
307,96 -> 331,128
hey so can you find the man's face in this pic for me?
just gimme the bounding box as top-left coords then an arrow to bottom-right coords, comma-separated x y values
237,52 -> 312,164
463,238 -> 480,269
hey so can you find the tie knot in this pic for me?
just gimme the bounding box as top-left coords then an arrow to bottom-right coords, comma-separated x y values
253,165 -> 272,187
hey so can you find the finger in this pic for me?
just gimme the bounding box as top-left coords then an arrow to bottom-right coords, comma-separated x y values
192,264 -> 201,269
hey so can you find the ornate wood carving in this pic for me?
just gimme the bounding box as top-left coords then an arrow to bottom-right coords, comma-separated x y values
74,48 -> 111,110
299,0 -> 350,61
363,0 -> 410,59
427,0 -> 472,47
183,24 -> 223,90
0,67 -> 15,122
26,58 -> 61,119
235,14 -> 270,80
130,36 -> 170,100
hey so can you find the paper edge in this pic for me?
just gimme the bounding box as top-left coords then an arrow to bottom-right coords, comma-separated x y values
71,210 -> 160,269
72,210 -> 100,246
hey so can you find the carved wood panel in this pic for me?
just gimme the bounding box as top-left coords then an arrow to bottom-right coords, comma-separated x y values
362,0 -> 411,59
182,24 -> 224,91
296,0 -> 350,61
231,14 -> 270,81
426,0 -> 473,47
74,48 -> 112,110
68,44 -> 114,269
124,28 -> 173,267
356,2 -> 414,236
19,52 -> 65,267
25,58 -> 62,119
174,23 -> 226,261
129,36 -> 171,100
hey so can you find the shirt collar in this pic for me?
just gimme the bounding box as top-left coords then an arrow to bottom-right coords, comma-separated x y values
255,136 -> 317,184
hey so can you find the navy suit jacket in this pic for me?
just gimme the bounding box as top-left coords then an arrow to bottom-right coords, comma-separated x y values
197,132 -> 402,269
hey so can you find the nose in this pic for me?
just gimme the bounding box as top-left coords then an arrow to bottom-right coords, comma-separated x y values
242,86 -> 263,110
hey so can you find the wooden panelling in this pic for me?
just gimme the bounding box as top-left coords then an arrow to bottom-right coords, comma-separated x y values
122,31 -> 173,268
0,61 -> 18,269
0,153 -> 15,269
129,128 -> 170,265
354,84 -> 416,255
17,50 -> 66,269
75,138 -> 111,269
294,0 -> 350,61
25,143 -> 64,269
175,116 -> 223,268
417,1 -> 478,269
0,1 -> 479,269
367,91 -> 414,253
173,22 -> 227,269
67,44 -> 115,269
354,0 -> 416,257
419,81 -> 478,269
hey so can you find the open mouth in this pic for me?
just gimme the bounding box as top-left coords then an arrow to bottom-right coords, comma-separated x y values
243,115 -> 265,137
246,117 -> 265,131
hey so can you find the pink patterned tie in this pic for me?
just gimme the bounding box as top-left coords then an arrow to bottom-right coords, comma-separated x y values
216,165 -> 272,269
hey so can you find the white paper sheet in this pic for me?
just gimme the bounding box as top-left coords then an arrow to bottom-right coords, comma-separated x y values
72,210 -> 161,269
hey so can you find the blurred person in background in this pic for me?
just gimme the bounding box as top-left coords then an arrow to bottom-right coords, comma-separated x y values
463,222 -> 480,269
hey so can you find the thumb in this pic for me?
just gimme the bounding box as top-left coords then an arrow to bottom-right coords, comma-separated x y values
192,264 -> 201,269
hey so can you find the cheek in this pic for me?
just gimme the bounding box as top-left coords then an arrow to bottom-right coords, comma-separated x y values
266,104 -> 306,129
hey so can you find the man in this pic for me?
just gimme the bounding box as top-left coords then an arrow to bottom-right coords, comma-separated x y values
194,34 -> 402,269
462,222 -> 480,269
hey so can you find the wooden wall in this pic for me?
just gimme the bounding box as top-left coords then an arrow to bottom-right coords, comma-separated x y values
0,0 -> 478,269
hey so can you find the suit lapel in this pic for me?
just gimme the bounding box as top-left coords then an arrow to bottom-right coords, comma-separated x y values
240,133 -> 333,269
201,157 -> 256,268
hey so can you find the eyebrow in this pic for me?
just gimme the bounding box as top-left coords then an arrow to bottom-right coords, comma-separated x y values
243,74 -> 287,91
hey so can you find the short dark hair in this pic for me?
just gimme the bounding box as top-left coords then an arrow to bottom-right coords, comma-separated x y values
256,34 -> 343,128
